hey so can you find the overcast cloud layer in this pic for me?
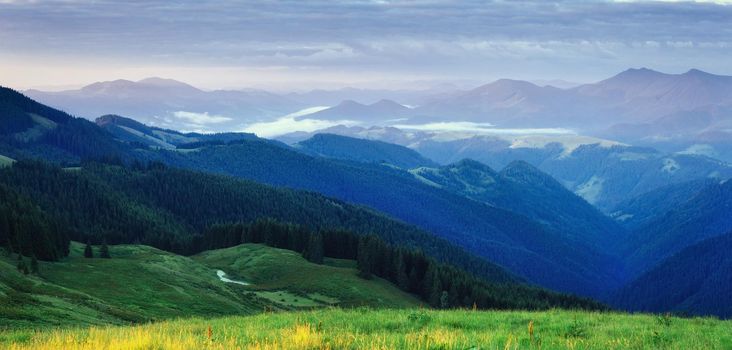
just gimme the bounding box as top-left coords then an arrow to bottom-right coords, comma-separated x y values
1,0 -> 731,90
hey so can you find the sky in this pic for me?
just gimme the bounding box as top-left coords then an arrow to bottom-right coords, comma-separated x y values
1,0 -> 731,91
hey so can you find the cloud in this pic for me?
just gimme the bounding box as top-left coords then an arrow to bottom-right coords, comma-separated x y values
1,0 -> 732,88
392,122 -> 575,135
173,111 -> 232,124
242,106 -> 360,137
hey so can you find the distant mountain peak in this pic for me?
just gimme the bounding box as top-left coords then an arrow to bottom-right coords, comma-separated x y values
371,99 -> 404,107
612,67 -> 665,79
500,160 -> 562,188
96,114 -> 143,127
680,68 -> 723,80
137,77 -> 198,89
627,67 -> 657,73
480,79 -> 541,90
684,68 -> 712,75
450,158 -> 497,173
79,77 -> 200,94
80,79 -> 136,93
337,99 -> 366,107
501,160 -> 542,175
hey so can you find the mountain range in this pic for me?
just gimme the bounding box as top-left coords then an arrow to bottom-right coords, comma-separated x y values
279,126 -> 732,212
4,79 -> 732,317
1,86 -> 626,297
25,78 -> 303,132
613,231 -> 732,318
25,68 -> 732,162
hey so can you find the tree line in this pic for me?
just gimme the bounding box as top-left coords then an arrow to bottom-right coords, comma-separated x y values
0,160 -> 603,311
199,219 -> 604,311
0,160 -> 517,288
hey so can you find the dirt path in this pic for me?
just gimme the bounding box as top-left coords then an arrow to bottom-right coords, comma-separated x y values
216,270 -> 249,286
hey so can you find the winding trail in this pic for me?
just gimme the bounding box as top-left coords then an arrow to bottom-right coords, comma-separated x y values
216,270 -> 250,286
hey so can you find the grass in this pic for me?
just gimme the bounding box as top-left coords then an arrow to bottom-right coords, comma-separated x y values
2,308 -> 731,349
0,243 -> 261,329
193,244 -> 420,309
3,243 -> 731,349
0,243 -> 417,329
0,154 -> 14,167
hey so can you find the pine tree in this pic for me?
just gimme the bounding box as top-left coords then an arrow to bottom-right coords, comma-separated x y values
100,240 -> 110,259
395,252 -> 410,291
84,241 -> 93,258
303,232 -> 324,264
440,291 -> 449,309
30,255 -> 39,274
16,254 -> 24,272
427,266 -> 443,307
357,237 -> 373,279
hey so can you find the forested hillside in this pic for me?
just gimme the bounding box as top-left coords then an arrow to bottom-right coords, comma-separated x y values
0,161 -> 604,312
619,179 -> 732,276
295,133 -> 437,169
0,86 -> 130,163
0,160 -> 514,284
411,159 -> 627,252
0,87 -> 620,298
613,231 -> 732,318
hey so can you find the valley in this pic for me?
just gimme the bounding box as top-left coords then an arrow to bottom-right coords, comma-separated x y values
0,242 -> 419,329
4,1 -> 732,348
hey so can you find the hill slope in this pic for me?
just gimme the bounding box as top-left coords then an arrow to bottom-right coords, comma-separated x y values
0,242 -> 418,329
296,133 -> 437,169
610,178 -> 717,230
147,140 -> 622,297
298,126 -> 732,211
620,179 -> 732,276
95,114 -> 262,150
25,78 -> 302,132
193,244 -> 420,309
411,159 -> 627,252
0,161 -> 515,286
0,86 -> 130,163
613,232 -> 732,318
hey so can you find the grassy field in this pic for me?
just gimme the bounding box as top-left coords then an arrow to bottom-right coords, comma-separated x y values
193,244 -> 420,309
3,243 -> 731,349
0,154 -> 14,167
0,243 -> 417,329
2,308 -> 731,349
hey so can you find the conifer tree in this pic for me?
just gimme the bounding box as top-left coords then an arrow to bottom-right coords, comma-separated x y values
440,291 -> 449,309
100,240 -> 111,259
303,232 -> 324,264
16,254 -> 24,272
84,241 -> 93,258
30,254 -> 39,274
395,252 -> 410,291
357,237 -> 373,279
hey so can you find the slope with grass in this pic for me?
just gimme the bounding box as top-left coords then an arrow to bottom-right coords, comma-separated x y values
0,242 -> 260,328
0,154 -> 13,167
0,160 -> 516,286
0,243 -> 419,329
193,244 -> 421,309
149,140 -> 622,297
3,308 -> 731,349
